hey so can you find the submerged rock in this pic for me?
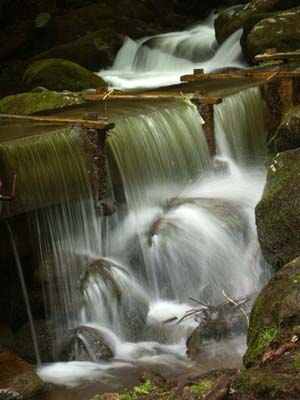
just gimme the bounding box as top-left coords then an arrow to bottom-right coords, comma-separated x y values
0,350 -> 44,399
0,90 -> 84,115
244,257 -> 300,367
245,7 -> 300,62
268,106 -> 300,155
63,325 -> 114,362
256,149 -> 300,269
23,58 -> 107,91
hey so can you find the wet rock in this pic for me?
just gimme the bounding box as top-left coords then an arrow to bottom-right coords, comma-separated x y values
0,323 -> 15,351
63,325 -> 114,362
80,258 -> 149,342
15,320 -> 55,364
256,149 -> 300,269
0,349 -> 44,399
214,0 -> 300,44
96,200 -> 117,217
245,7 -> 300,63
0,91 -> 84,115
268,106 -> 300,155
244,257 -> 300,367
23,58 -> 107,92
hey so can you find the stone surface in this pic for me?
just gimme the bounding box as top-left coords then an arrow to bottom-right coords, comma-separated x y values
30,30 -> 123,71
15,320 -> 55,364
268,106 -> 300,155
244,257 -> 300,367
256,148 -> 300,269
0,91 -> 84,115
23,58 -> 107,91
0,349 -> 44,399
214,0 -> 300,44
246,8 -> 300,62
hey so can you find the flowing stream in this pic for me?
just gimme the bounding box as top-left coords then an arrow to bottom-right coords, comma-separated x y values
99,10 -> 246,91
0,9 -> 270,396
1,88 -> 269,393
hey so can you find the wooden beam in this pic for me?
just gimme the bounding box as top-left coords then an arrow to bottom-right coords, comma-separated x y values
255,51 -> 300,62
82,93 -> 185,101
181,70 -> 300,82
0,114 -> 114,130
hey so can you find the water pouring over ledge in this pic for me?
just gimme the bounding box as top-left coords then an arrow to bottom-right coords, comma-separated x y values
14,87 -> 269,392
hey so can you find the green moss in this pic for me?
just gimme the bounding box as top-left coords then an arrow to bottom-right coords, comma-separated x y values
120,379 -> 157,399
23,58 -> 107,91
190,380 -> 213,396
0,91 -> 84,115
35,12 -> 51,28
292,356 -> 300,369
256,328 -> 278,353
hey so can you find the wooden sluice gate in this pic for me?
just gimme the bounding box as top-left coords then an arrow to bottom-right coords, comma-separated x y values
1,63 -> 300,217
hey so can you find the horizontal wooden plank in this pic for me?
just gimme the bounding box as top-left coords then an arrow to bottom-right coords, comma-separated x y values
0,114 -> 114,130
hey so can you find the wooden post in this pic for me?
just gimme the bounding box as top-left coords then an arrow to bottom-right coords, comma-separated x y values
192,100 -> 216,156
80,113 -> 114,202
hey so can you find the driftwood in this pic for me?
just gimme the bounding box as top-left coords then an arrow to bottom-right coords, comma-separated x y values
255,51 -> 300,63
262,338 -> 300,365
164,291 -> 250,326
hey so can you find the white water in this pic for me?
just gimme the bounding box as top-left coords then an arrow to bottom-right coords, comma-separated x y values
99,12 -> 246,91
32,88 -> 269,389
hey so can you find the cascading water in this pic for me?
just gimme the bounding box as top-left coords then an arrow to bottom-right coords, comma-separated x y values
2,91 -> 269,390
99,12 -> 246,91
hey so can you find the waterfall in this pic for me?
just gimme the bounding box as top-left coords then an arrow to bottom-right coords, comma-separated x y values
0,128 -> 102,351
107,89 -> 268,305
99,16 -> 245,91
2,88 -> 269,387
214,87 -> 266,164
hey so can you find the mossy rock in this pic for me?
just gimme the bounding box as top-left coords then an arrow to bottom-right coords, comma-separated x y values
0,349 -> 44,398
246,7 -> 300,62
214,0 -> 300,44
244,257 -> 300,367
23,58 -> 107,91
233,367 -> 300,398
256,148 -> 300,269
0,91 -> 84,115
30,29 -> 123,70
268,106 -> 300,155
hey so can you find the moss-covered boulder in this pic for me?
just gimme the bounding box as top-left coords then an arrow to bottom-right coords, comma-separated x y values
23,59 -> 107,91
0,349 -> 44,398
244,257 -> 300,367
268,106 -> 300,155
246,8 -> 300,62
30,30 -> 123,71
0,90 -> 84,115
256,148 -> 300,269
214,0 -> 300,44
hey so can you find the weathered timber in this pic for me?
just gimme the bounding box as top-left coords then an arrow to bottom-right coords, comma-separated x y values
0,114 -> 112,130
255,51 -> 300,63
0,175 -> 17,202
192,100 -> 216,155
181,70 -> 300,82
83,92 -> 222,105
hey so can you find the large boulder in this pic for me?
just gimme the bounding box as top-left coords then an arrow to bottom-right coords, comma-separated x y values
30,29 -> 123,71
23,58 -> 106,91
0,349 -> 44,399
0,90 -> 84,115
244,257 -> 300,367
214,0 -> 300,44
256,148 -> 300,269
268,106 -> 300,155
245,8 -> 300,62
